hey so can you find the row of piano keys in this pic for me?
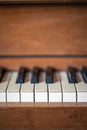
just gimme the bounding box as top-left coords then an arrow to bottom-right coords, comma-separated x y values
0,66 -> 87,102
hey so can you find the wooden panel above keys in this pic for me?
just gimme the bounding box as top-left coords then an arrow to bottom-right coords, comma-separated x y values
0,57 -> 87,70
0,0 -> 86,4
0,5 -> 87,55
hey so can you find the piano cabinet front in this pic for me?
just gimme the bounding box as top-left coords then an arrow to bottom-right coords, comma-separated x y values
0,67 -> 87,129
0,102 -> 87,129
0,3 -> 87,129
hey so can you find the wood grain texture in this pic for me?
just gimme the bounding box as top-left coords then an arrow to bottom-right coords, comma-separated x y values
0,103 -> 87,129
0,0 -> 86,3
0,5 -> 87,55
0,58 -> 86,70
0,5 -> 87,129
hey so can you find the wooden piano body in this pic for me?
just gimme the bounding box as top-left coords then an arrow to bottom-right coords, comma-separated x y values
0,1 -> 87,129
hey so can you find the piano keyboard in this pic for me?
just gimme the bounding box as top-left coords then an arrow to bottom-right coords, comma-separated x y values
0,66 -> 87,102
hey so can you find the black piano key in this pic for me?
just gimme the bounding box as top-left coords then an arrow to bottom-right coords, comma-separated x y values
16,67 -> 28,83
67,67 -> 77,83
31,67 -> 41,83
0,67 -> 7,82
46,67 -> 54,83
81,67 -> 87,83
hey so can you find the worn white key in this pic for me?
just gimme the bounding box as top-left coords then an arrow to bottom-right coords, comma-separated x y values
21,72 -> 34,102
48,72 -> 62,102
35,72 -> 47,102
0,72 -> 11,102
7,72 -> 20,102
60,71 -> 76,102
75,72 -> 87,102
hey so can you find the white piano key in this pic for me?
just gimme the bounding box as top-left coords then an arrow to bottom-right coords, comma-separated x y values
35,72 -> 48,102
60,71 -> 76,102
21,72 -> 34,102
48,72 -> 62,102
0,72 -> 11,102
7,72 -> 21,102
75,72 -> 87,102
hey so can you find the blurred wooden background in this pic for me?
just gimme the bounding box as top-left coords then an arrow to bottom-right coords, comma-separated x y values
0,0 -> 87,3
0,4 -> 87,70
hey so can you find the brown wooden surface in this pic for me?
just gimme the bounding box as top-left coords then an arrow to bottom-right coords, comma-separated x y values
0,58 -> 87,70
0,5 -> 87,129
0,5 -> 87,55
0,103 -> 87,129
0,0 -> 86,4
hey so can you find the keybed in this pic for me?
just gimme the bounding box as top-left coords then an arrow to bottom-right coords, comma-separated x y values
0,67 -> 87,102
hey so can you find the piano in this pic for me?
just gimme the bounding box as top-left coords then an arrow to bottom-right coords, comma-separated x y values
0,0 -> 87,129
